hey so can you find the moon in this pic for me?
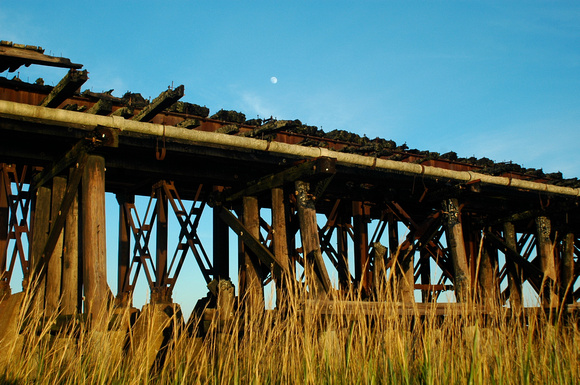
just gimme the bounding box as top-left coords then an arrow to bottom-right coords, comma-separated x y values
270,76 -> 278,84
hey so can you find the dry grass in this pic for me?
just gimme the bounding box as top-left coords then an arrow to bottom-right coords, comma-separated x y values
0,286 -> 579,385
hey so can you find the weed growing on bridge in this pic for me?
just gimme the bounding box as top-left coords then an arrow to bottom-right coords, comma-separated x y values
0,286 -> 578,384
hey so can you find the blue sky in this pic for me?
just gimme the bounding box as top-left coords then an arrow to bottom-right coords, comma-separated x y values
2,1 -> 579,312
2,1 -> 579,176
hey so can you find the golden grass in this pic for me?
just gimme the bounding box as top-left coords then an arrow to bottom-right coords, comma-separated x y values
0,286 -> 579,384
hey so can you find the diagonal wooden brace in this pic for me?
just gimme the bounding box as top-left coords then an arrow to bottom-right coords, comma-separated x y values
218,206 -> 289,282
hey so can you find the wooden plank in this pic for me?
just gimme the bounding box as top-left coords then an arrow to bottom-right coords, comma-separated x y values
0,43 -> 82,71
45,175 -> 66,315
61,168 -> 79,315
39,69 -> 88,108
295,180 -> 332,295
86,98 -> 112,115
132,85 -> 184,122
81,155 -> 108,323
305,299 -> 490,317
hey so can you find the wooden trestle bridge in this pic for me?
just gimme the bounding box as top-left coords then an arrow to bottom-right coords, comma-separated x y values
0,42 -> 579,336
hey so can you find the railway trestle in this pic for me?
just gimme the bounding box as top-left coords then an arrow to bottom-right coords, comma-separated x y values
0,45 -> 578,349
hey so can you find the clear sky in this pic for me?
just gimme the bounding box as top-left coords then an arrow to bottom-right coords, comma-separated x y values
1,1 -> 579,313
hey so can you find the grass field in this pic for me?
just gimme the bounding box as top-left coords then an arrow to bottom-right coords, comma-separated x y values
0,286 -> 578,384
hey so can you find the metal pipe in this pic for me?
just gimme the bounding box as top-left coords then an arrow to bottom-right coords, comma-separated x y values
1,100 -> 579,197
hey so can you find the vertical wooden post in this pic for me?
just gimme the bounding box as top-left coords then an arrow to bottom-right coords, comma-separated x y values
213,203 -> 230,281
271,187 -> 290,301
154,183 -> 169,303
388,212 -> 399,261
395,248 -> 415,303
478,232 -> 498,306
0,166 -> 9,297
419,250 -> 431,302
352,201 -> 371,297
503,222 -> 522,311
61,168 -> 80,315
295,181 -> 331,295
535,216 -> 558,307
239,196 -> 264,310
337,206 -> 350,292
45,176 -> 66,315
443,198 -> 471,302
561,232 -> 575,304
81,155 -> 108,322
30,185 -> 51,310
371,242 -> 387,299
116,194 -> 132,306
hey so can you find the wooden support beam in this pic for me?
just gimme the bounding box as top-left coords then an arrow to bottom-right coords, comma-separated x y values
45,176 -> 66,315
0,166 -> 8,297
81,155 -> 108,323
535,216 -> 558,307
503,222 -> 523,310
419,249 -> 432,302
213,204 -> 230,281
295,180 -> 332,295
154,183 -> 170,303
30,184 -> 51,311
271,187 -> 291,298
219,207 -> 287,278
477,231 -> 499,306
132,85 -> 185,122
337,205 -> 350,292
486,231 -> 544,292
353,200 -> 371,297
394,211 -> 441,302
61,168 -> 80,315
116,194 -> 133,306
39,69 -> 88,108
561,232 -> 575,304
222,157 -> 336,204
371,242 -> 388,298
241,197 -> 264,310
442,198 -> 471,302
